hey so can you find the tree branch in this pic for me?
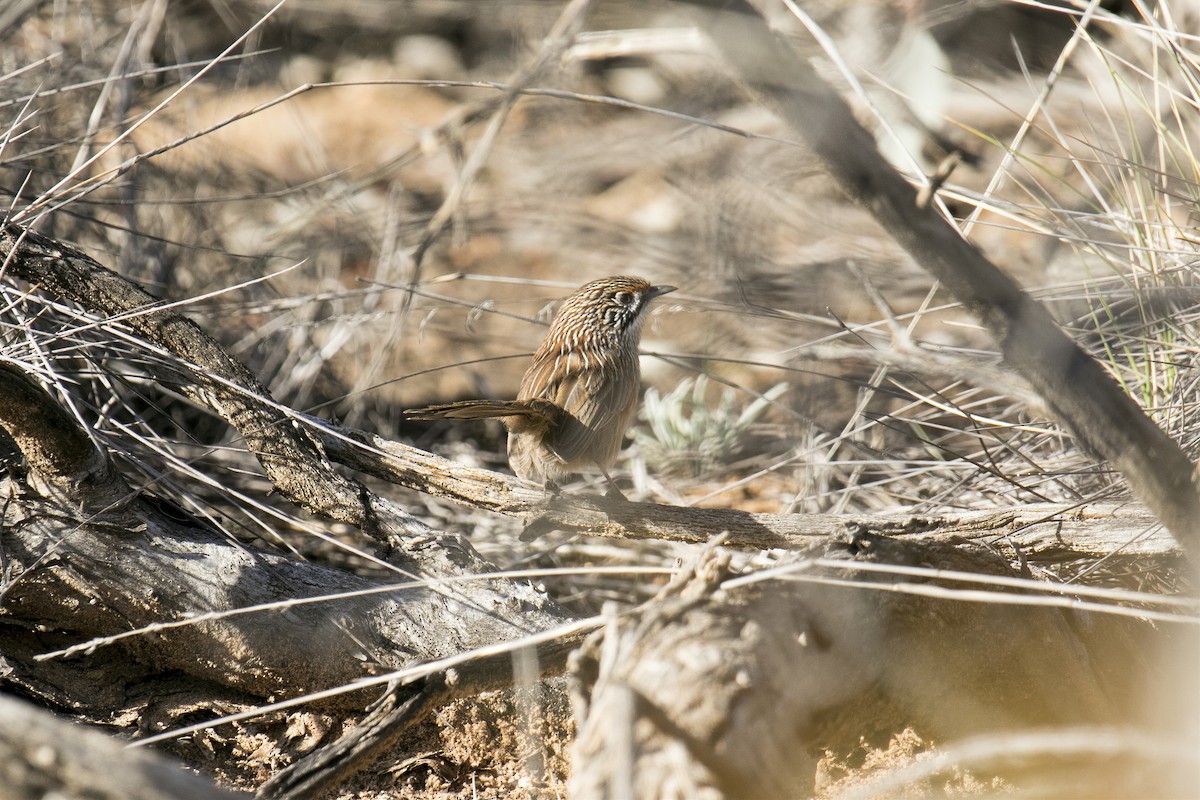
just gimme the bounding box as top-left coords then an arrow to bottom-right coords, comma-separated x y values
0,361 -> 128,509
313,418 -> 1177,559
685,0 -> 1200,560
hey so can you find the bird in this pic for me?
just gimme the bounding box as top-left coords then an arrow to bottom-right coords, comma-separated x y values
406,276 -> 676,496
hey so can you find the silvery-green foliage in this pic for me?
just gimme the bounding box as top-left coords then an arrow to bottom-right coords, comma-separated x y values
633,375 -> 787,477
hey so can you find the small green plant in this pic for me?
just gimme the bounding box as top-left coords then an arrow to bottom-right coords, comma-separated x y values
633,375 -> 787,477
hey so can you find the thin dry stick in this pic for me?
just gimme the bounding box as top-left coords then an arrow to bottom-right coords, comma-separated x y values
65,1 -> 151,178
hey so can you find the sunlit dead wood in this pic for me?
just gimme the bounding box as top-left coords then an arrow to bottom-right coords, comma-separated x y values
569,536 -> 1192,800
0,694 -> 248,800
318,422 -> 1179,558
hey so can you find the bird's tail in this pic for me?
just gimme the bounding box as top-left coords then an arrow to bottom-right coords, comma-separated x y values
405,399 -> 555,422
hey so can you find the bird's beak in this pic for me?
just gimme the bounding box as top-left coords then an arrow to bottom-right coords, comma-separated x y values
649,285 -> 677,299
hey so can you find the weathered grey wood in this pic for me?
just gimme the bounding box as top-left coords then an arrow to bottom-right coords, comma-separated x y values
0,362 -> 128,509
0,222 -> 566,636
0,694 -> 248,800
0,346 -> 571,796
0,224 -> 570,700
0,480 -> 531,709
570,534 -> 1162,799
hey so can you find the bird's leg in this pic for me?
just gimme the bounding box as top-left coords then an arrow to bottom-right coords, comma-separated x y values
598,465 -> 627,501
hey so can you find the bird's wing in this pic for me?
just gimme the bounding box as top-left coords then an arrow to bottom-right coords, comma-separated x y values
519,350 -> 637,466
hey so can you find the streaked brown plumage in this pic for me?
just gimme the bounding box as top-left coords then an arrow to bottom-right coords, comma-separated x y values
407,276 -> 675,491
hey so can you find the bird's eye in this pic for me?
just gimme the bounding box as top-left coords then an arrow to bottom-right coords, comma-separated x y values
613,290 -> 634,306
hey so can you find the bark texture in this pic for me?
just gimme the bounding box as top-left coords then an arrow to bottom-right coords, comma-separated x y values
0,694 -> 247,800
569,533 -> 1186,799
